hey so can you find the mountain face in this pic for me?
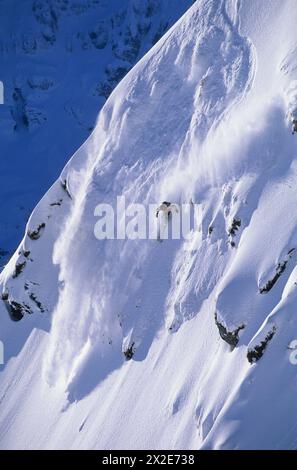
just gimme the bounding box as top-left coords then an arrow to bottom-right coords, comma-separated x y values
0,0 -> 193,266
1,0 -> 297,450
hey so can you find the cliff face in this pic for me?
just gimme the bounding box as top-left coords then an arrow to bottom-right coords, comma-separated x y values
0,0 -> 193,264
1,0 -> 297,450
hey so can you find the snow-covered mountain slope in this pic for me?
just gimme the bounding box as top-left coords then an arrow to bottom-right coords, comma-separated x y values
0,0 -> 193,266
1,0 -> 297,450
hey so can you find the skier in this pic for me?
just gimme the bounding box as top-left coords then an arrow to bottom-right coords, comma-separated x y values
156,201 -> 179,241
156,201 -> 179,219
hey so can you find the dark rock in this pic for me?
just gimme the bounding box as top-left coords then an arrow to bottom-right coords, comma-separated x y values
153,21 -> 169,44
29,292 -> 45,312
228,218 -> 241,236
124,343 -> 135,360
94,81 -> 113,99
27,77 -> 55,91
12,261 -> 26,278
88,22 -> 108,49
1,292 -> 8,301
42,31 -> 56,45
22,33 -> 37,53
50,199 -> 63,207
11,87 -> 29,131
61,179 -> 72,198
260,249 -> 295,294
247,328 -> 276,363
215,313 -> 245,348
27,222 -> 46,240
1,294 -> 32,321
95,65 -> 130,100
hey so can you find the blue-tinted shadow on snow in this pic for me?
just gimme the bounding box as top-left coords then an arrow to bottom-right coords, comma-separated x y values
66,342 -> 123,404
65,237 -> 181,403
0,309 -> 50,372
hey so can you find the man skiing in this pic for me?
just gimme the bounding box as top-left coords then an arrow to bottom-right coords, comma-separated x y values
156,201 -> 179,241
156,201 -> 179,219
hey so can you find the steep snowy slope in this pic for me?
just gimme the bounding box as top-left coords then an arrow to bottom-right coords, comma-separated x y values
0,0 -> 193,265
1,0 -> 297,450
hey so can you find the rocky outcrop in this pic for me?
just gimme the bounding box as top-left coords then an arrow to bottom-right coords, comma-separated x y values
247,328 -> 276,363
228,218 -> 241,247
1,292 -> 32,321
123,343 -> 135,360
27,222 -> 46,240
259,249 -> 295,294
215,313 -> 245,349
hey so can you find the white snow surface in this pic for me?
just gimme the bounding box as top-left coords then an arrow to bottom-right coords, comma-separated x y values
1,0 -> 297,450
